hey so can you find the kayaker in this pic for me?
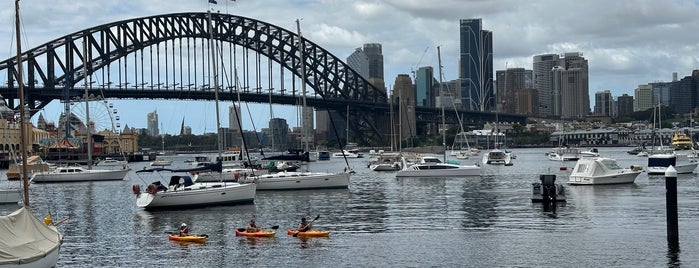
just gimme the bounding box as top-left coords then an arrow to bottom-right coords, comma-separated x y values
246,219 -> 260,233
297,217 -> 311,232
179,223 -> 189,236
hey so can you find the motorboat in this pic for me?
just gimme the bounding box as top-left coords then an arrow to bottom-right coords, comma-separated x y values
369,155 -> 402,171
132,170 -> 256,210
627,147 -> 644,155
548,147 -> 581,161
317,151 -> 330,160
482,149 -> 512,165
254,171 -> 350,190
396,156 -> 481,177
532,174 -> 566,202
332,149 -> 363,158
568,157 -> 642,185
6,155 -> 50,181
150,159 -> 173,166
580,148 -> 600,157
647,153 -> 698,175
31,165 -> 130,183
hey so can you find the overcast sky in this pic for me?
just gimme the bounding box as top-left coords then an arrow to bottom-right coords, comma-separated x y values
1,0 -> 698,134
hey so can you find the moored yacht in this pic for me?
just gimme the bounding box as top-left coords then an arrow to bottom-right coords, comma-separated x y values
396,156 -> 481,177
482,149 -> 512,165
647,153 -> 698,175
568,157 -> 642,185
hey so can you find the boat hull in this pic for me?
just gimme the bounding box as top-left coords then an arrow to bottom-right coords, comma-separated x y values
286,230 -> 330,237
168,234 -> 206,243
136,182 -> 256,210
234,229 -> 276,237
369,163 -> 401,171
31,168 -> 129,183
255,172 -> 349,190
569,172 -> 641,185
396,167 -> 481,177
0,189 -> 21,204
647,163 -> 698,175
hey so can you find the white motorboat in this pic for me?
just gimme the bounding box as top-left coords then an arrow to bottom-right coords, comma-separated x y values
647,153 -> 698,175
482,149 -> 512,165
150,159 -> 173,166
369,155 -> 402,171
532,175 -> 566,202
254,171 -> 350,190
332,149 -> 363,158
31,166 -> 129,183
0,189 -> 21,204
548,147 -> 581,161
396,156 -> 481,177
568,157 -> 642,185
580,148 -> 599,157
132,172 -> 256,210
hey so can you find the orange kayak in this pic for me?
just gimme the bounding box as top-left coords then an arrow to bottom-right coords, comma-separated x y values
168,234 -> 207,243
286,230 -> 330,237
235,229 -> 276,237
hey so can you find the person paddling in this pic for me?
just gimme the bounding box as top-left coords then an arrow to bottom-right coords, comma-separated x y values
246,219 -> 260,233
297,217 -> 311,232
179,223 -> 190,236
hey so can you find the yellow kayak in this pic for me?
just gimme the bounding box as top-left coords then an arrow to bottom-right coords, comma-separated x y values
235,229 -> 276,237
287,230 -> 330,237
168,234 -> 207,243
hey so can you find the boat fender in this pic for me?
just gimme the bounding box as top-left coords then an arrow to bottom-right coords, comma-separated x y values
132,184 -> 141,195
146,184 -> 158,195
234,171 -> 241,181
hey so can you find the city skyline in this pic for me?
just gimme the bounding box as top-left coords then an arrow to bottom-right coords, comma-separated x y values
1,0 -> 698,134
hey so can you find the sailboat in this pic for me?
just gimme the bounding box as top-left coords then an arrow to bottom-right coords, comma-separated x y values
131,10 -> 256,210
254,19 -> 350,190
396,46 -> 481,178
0,1 -> 63,266
30,34 -> 129,183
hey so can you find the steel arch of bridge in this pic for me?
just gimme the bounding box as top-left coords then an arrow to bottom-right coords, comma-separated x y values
0,12 -> 389,145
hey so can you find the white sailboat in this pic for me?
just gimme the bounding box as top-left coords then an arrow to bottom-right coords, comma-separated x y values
397,46 -> 481,178
1,2 -> 63,266
131,10 -> 256,210
254,19 -> 350,190
31,34 -> 129,183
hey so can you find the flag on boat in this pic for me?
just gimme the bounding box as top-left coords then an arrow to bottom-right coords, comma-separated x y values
209,0 -> 217,4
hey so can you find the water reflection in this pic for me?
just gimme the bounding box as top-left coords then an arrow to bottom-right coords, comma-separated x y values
667,241 -> 681,268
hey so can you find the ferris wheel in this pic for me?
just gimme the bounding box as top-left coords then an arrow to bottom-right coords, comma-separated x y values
69,98 -> 121,134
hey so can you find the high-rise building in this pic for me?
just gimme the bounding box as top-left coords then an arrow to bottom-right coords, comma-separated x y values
634,84 -> 653,112
515,88 -> 539,116
363,43 -> 384,80
392,74 -> 416,144
147,110 -> 159,136
346,48 -> 370,79
617,94 -> 634,117
669,70 -> 699,114
459,18 -> 493,111
269,118 -> 288,151
415,66 -> 435,107
650,81 -> 672,107
495,68 -> 526,114
533,54 -> 560,117
594,90 -> 613,116
229,105 -> 242,133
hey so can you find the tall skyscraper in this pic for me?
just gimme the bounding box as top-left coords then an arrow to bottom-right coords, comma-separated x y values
459,18 -> 493,111
634,84 -> 653,112
495,68 -> 526,114
229,104 -> 242,133
557,52 -> 589,118
346,43 -> 386,94
363,43 -> 384,80
391,74 -> 416,144
533,54 -> 560,117
269,118 -> 289,151
617,94 -> 634,117
594,90 -> 613,116
147,110 -> 159,136
415,66 -> 435,107
346,48 -> 370,79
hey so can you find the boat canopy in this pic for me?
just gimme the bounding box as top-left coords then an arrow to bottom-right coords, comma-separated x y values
0,207 -> 62,265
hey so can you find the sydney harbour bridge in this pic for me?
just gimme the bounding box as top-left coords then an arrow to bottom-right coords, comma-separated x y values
0,12 -> 526,146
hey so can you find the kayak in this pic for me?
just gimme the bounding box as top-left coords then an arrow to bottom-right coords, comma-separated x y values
286,230 -> 330,237
235,229 -> 276,237
168,234 -> 207,243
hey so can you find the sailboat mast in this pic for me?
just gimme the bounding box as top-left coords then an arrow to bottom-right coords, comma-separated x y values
83,38 -> 93,169
208,11 -> 223,159
437,46 -> 446,162
15,0 -> 29,207
296,19 -> 309,152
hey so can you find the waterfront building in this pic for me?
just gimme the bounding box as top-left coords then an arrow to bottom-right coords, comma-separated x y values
594,90 -> 614,117
147,110 -> 159,136
634,84 -> 653,112
617,94 -> 634,117
459,18 -> 493,111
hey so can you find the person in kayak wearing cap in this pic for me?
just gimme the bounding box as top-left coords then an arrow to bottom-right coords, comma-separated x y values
179,223 -> 190,236
246,219 -> 260,233
297,217 -> 311,232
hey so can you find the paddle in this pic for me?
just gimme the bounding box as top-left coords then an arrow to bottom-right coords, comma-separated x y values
165,231 -> 209,238
236,225 -> 280,232
293,215 -> 320,237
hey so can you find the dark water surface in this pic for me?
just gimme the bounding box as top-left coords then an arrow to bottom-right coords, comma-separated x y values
1,147 -> 697,267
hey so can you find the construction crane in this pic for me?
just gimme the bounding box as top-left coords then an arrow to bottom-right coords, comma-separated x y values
410,46 -> 430,80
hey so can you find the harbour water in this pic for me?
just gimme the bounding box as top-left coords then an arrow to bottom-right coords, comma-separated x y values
1,147 -> 698,267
